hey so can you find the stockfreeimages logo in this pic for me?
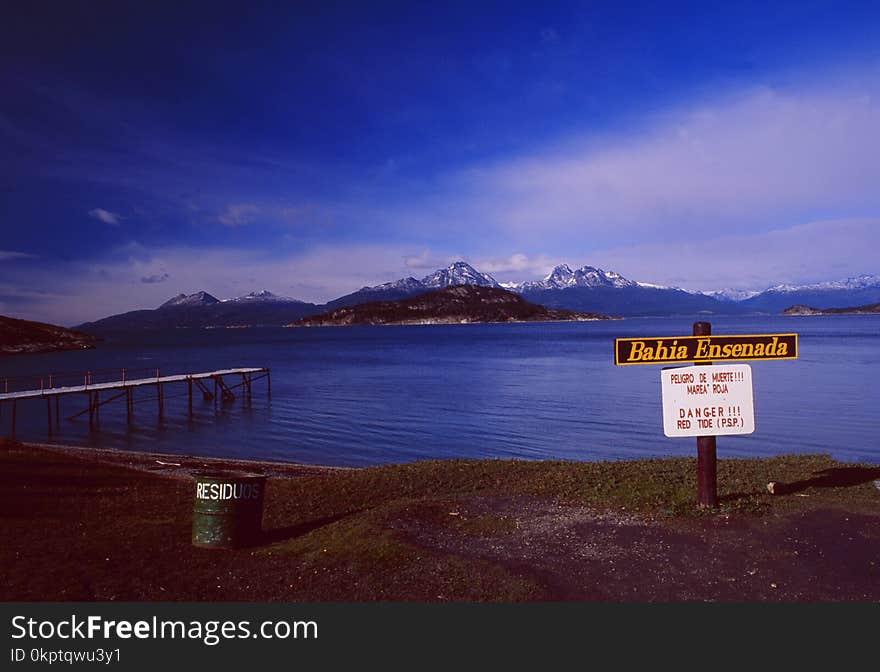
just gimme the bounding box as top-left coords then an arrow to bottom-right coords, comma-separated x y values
10,615 -> 318,647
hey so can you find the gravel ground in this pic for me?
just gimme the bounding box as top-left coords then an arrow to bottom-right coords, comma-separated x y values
2,441 -> 878,602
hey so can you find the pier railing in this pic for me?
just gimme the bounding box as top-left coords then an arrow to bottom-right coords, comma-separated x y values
0,366 -> 270,436
2,367 -> 173,395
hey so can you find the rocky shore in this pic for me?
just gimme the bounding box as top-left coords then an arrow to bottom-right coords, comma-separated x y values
782,303 -> 880,316
0,315 -> 99,354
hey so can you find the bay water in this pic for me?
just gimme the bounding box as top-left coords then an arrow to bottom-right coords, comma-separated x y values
1,315 -> 877,466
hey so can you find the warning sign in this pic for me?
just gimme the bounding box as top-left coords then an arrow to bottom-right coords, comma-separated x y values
660,364 -> 755,437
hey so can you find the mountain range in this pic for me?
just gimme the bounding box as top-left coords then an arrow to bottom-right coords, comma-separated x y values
730,274 -> 880,313
323,262 -> 499,310
74,261 -> 880,332
77,290 -> 319,331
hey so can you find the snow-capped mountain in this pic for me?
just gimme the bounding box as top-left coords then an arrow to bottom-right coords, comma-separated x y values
421,261 -> 499,289
323,262 -> 499,310
80,262 -> 880,332
702,274 -> 880,302
760,274 -> 880,294
737,274 -> 880,313
81,290 -> 316,330
226,290 -> 305,304
159,291 -> 220,309
323,276 -> 427,310
701,288 -> 761,302
360,277 -> 425,294
326,260 -> 737,316
514,265 -> 733,316
514,264 -> 638,292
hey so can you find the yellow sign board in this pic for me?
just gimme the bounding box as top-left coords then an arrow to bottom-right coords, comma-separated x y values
614,333 -> 798,366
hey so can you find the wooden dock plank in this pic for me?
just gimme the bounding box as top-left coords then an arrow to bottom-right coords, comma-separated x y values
0,367 -> 268,402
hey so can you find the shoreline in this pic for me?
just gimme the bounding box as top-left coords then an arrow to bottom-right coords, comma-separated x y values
17,438 -> 880,476
2,438 -> 880,601
20,439 -> 351,480
288,315 -> 617,328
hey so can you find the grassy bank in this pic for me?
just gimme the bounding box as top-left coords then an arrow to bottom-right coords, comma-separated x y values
2,440 -> 878,601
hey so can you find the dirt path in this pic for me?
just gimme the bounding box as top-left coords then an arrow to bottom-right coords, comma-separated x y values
388,495 -> 880,600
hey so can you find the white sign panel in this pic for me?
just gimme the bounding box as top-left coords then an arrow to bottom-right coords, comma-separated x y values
661,364 -> 754,437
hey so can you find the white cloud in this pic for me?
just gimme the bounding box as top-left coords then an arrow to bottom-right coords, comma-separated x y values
472,253 -> 561,281
3,216 -> 877,325
1,243 -> 454,324
402,250 -> 457,271
216,203 -> 332,229
443,70 -> 880,249
0,250 -> 35,260
539,28 -> 559,44
400,251 -> 559,282
7,67 -> 880,323
88,208 -> 121,225
140,272 -> 170,284
218,204 -> 260,227
589,217 -> 880,291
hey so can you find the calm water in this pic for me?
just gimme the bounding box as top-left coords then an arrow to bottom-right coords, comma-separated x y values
1,315 -> 878,466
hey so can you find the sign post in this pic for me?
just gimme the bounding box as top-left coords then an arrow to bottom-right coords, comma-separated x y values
693,322 -> 716,508
614,324 -> 796,509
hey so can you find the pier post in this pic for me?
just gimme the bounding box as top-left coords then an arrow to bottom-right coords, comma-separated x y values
241,373 -> 251,405
694,321 -> 718,508
3,366 -> 268,437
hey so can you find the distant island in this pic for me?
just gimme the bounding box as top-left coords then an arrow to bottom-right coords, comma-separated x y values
290,285 -> 611,327
0,315 -> 99,355
69,262 -> 880,332
782,303 -> 880,316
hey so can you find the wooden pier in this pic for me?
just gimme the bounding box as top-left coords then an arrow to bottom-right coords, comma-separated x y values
0,367 -> 270,435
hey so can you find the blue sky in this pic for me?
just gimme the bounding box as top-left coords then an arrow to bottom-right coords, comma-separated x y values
2,1 -> 880,324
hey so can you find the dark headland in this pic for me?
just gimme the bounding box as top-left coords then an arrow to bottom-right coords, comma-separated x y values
782,303 -> 880,316
3,439 -> 879,601
0,314 -> 99,355
290,285 -> 611,327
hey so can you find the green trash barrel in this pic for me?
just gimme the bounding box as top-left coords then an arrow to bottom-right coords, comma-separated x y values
192,471 -> 266,549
